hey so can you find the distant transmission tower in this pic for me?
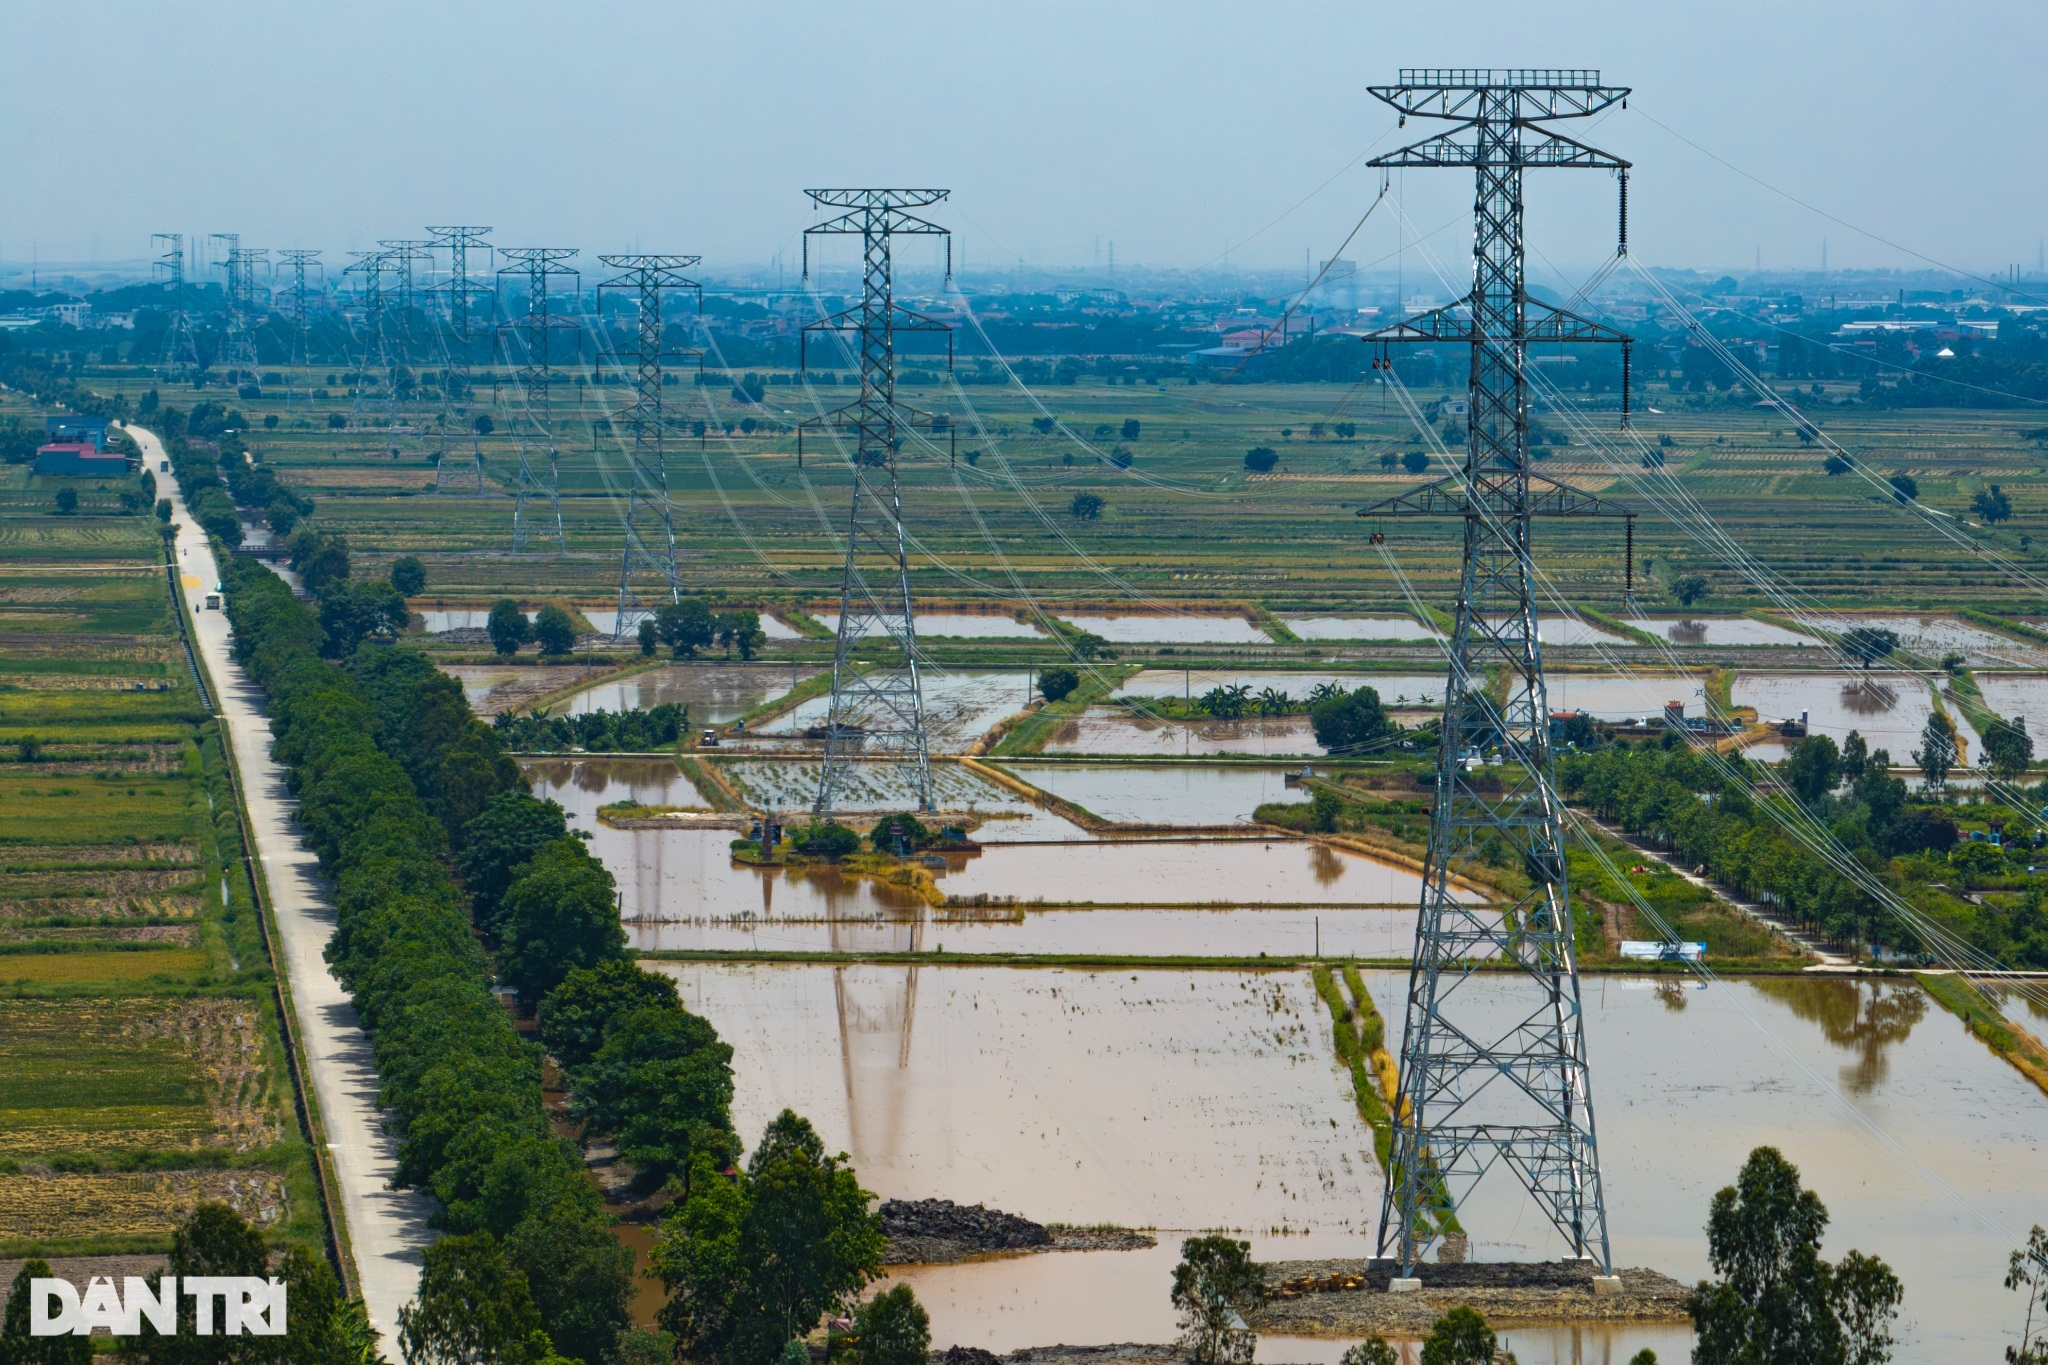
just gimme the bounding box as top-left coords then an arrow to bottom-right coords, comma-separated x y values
497,247 -> 579,552
597,254 -> 701,640
212,234 -> 267,380
1352,69 -> 1635,1281
799,189 -> 955,815
152,233 -> 199,377
344,250 -> 401,453
276,249 -> 322,405
428,225 -> 493,493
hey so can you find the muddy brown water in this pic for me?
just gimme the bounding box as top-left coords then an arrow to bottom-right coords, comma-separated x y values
1732,671 -> 1983,758
997,762 -> 1309,827
563,663 -> 807,723
1043,710 -> 1326,757
641,966 -> 2046,1362
1623,616 -> 1816,647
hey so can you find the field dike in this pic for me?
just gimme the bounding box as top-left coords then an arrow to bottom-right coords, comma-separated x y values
1313,964 -> 1395,1171
1916,972 -> 2048,1098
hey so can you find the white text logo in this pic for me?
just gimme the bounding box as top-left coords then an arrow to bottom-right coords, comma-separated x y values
29,1277 -> 286,1337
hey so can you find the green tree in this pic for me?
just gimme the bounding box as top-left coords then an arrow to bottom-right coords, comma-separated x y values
1972,484 -> 2014,523
532,605 -> 577,658
657,599 -> 716,658
1402,450 -> 1429,474
474,413 -> 494,436
459,792 -> 570,929
1912,712 -> 1957,793
504,1208 -> 635,1365
1888,473 -> 1918,503
868,813 -> 930,854
1839,730 -> 1870,784
2,1258 -> 93,1364
792,822 -> 861,859
397,1232 -> 553,1365
155,497 -> 173,523
1786,733 -> 1841,803
1308,788 -> 1342,833
573,1005 -> 738,1185
289,526 -> 352,594
1841,627 -> 1898,668
714,610 -> 767,660
1121,418 -> 1141,440
538,959 -> 683,1070
2006,1225 -> 2048,1365
497,839 -> 629,1002
1688,1146 -> 1902,1365
847,1285 -> 929,1365
1070,492 -> 1105,520
114,1203 -> 353,1363
488,600 -> 530,657
1170,1235 -> 1265,1365
1243,447 -> 1278,473
52,487 -> 78,515
1420,1305 -> 1496,1365
318,580 -> 410,658
1674,573 -> 1711,608
390,555 -> 427,596
638,618 -> 658,657
1984,715 -> 2035,781
1037,667 -> 1079,702
1337,1341 -> 1397,1365
652,1112 -> 885,1365
1308,686 -> 1392,754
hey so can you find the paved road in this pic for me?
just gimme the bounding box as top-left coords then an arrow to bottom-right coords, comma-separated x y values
138,427 -> 430,1345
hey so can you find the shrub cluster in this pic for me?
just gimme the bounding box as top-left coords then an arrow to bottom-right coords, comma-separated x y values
492,703 -> 687,754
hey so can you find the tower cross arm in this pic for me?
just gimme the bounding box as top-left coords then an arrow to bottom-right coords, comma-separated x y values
1371,125 -> 1629,171
1368,74 -> 1627,121
804,207 -> 950,239
804,301 -> 954,335
1355,472 -> 1635,520
1358,298 -> 1631,347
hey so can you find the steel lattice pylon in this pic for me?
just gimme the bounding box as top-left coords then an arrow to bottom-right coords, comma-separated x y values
343,249 -> 402,452
152,234 -> 200,378
1353,69 -> 1634,1276
429,226 -> 493,494
597,254 -> 701,640
498,247 -> 579,553
276,249 -> 321,408
212,234 -> 267,380
800,189 -> 954,815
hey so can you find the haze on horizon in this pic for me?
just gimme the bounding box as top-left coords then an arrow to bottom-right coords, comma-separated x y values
3,0 -> 2043,284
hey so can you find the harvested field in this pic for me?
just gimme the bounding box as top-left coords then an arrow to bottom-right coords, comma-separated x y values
0,1170 -> 288,1244
0,897 -> 202,926
0,949 -> 210,985
0,868 -> 204,898
0,925 -> 199,946
0,844 -> 203,867
0,998 -> 278,1156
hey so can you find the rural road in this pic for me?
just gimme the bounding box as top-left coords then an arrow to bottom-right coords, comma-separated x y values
135,426 -> 430,1346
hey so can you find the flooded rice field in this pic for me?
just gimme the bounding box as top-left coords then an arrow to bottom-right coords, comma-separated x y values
1546,672 -> 1706,721
419,606 -> 529,632
563,663 -> 807,723
634,905 -> 1413,958
1623,615 -> 1815,646
721,758 -> 1014,812
1822,614 -> 2048,668
820,611 -> 1041,639
1732,672 -> 1983,759
1001,762 -> 1308,826
522,756 -> 705,823
1530,615 -> 1629,647
760,669 -> 1033,746
1974,673 -> 2048,739
1056,613 -> 1272,644
443,663 -> 611,717
1280,615 -> 1444,642
1042,709 -> 1322,757
931,839 -> 1439,905
649,965 -> 2047,1362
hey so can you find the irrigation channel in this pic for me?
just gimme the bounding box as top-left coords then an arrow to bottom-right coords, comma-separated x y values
505,648 -> 2048,1364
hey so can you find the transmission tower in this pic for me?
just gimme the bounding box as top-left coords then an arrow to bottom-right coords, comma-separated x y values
1351,70 -> 1635,1281
343,249 -> 402,453
497,247 -> 579,552
799,189 -> 954,816
428,226 -> 494,493
211,234 -> 267,380
597,254 -> 701,640
152,233 -> 199,377
276,249 -> 322,404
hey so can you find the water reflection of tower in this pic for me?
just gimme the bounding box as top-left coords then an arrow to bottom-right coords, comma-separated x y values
831,895 -> 926,1170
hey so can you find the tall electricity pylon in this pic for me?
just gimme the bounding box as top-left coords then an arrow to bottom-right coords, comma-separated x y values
343,249 -> 403,454
212,234 -> 267,379
152,233 -> 200,377
428,225 -> 493,493
800,189 -> 954,815
597,254 -> 701,640
497,247 -> 579,553
1352,69 -> 1635,1279
276,249 -> 321,406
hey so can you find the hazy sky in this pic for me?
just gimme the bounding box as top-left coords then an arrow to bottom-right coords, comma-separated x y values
5,1 -> 2044,285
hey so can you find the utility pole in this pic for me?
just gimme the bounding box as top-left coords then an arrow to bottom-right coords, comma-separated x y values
1351,69 -> 1634,1283
428,225 -> 493,493
799,189 -> 954,815
497,246 -> 578,553
276,249 -> 321,405
597,254 -> 701,641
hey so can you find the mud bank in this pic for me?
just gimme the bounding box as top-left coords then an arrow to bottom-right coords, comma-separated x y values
883,1198 -> 1154,1265
1249,1260 -> 1690,1336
